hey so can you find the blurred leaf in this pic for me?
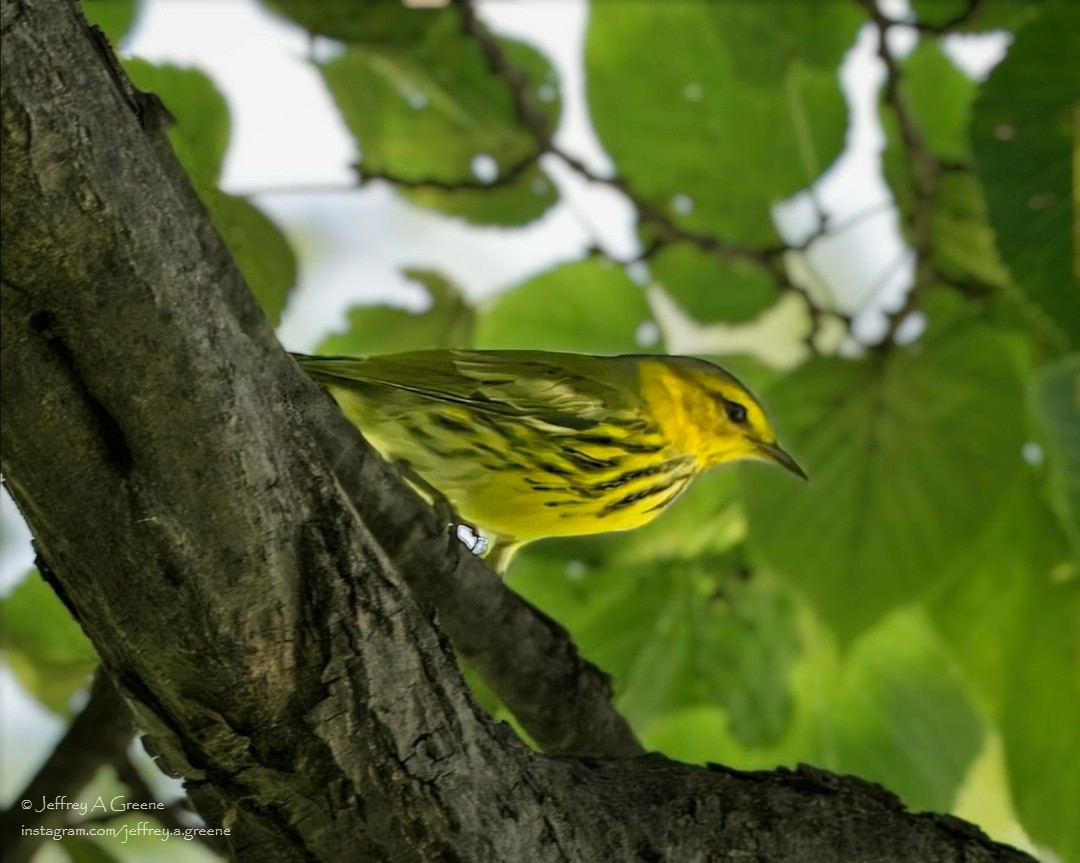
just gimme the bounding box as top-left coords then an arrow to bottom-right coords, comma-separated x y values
933,172 -> 1011,289
933,475 -> 1080,861
650,244 -> 781,325
971,5 -> 1080,345
510,556 -> 800,746
82,0 -> 140,46
1000,561 -> 1080,862
263,0 -> 444,45
0,570 -> 97,716
62,838 -> 123,863
705,2 -> 862,86
929,478 -> 1072,711
476,258 -> 657,354
320,16 -> 561,225
909,0 -> 1044,32
1036,354 -> 1080,552
881,41 -> 975,228
587,1 -> 850,244
204,192 -> 297,327
318,269 -> 474,355
902,41 -> 976,162
743,323 -> 1026,643
827,609 -> 984,813
122,60 -> 230,184
644,606 -> 982,814
402,164 -> 559,228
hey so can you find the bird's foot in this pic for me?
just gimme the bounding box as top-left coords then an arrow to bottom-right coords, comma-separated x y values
454,523 -> 489,557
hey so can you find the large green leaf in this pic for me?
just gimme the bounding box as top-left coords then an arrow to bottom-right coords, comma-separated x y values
510,554 -> 800,747
743,323 -> 1026,642
644,606 -> 982,814
1036,354 -> 1080,554
650,244 -> 780,325
122,60 -> 230,184
703,2 -> 862,86
319,16 -> 561,226
475,258 -> 657,354
317,269 -> 474,355
0,570 -> 97,716
204,192 -> 297,327
971,5 -> 1080,345
933,172 -> 1012,290
901,41 -> 976,163
931,475 -> 1080,862
1000,561 -> 1080,863
586,1 -> 851,244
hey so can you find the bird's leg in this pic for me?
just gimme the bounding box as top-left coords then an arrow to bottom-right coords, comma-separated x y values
391,460 -> 488,559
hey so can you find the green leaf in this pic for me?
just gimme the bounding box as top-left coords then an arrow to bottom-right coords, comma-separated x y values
82,0 -> 140,47
932,473 -> 1080,861
909,0 -> 1044,33
203,192 -> 297,327
262,0 -> 444,45
650,244 -> 781,325
0,570 -> 97,716
902,42 -> 976,162
401,164 -> 559,228
62,838 -> 124,863
319,15 -> 561,225
971,5 -> 1080,345
705,2 -> 863,86
826,609 -> 984,813
644,606 -> 982,814
881,41 -> 976,225
475,258 -> 657,354
933,172 -> 1011,289
743,323 -> 1026,643
122,60 -> 230,184
586,1 -> 850,244
318,268 -> 474,356
1036,354 -> 1080,553
509,555 -> 800,746
1000,562 -> 1080,862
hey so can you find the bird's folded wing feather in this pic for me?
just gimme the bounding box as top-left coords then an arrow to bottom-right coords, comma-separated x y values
294,350 -> 648,432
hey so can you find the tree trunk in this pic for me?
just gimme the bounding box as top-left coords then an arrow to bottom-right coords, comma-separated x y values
0,1 -> 1033,860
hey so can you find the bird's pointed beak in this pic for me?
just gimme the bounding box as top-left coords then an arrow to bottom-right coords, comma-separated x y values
759,441 -> 808,481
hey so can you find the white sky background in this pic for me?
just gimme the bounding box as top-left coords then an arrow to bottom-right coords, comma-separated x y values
0,0 -> 1007,811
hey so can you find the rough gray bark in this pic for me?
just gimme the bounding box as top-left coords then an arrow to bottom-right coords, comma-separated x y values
0,1 -> 1034,861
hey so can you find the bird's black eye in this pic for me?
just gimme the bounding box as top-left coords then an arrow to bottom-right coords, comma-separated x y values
724,400 -> 748,424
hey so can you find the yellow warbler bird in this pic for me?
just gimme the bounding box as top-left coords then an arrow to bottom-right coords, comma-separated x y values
296,350 -> 805,572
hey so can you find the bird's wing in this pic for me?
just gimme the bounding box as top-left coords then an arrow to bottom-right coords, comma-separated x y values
295,350 -> 648,432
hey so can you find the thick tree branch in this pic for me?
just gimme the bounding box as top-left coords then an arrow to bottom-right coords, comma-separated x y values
0,1 -> 1035,860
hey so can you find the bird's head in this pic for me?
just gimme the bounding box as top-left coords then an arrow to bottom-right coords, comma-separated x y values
649,356 -> 807,480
